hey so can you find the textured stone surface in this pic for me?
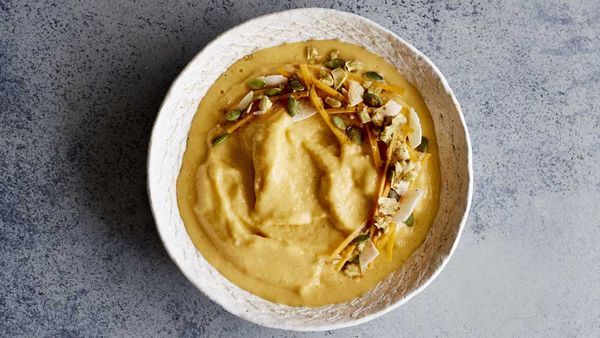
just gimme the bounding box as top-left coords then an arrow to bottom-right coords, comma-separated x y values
0,0 -> 598,336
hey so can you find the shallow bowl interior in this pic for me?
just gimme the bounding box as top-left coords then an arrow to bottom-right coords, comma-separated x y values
147,8 -> 472,331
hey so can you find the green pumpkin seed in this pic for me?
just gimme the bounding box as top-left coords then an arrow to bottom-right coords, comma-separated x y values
287,96 -> 299,117
211,133 -> 229,146
325,58 -> 344,69
289,77 -> 305,92
416,137 -> 429,153
325,97 -> 341,108
358,107 -> 371,123
387,189 -> 400,201
364,92 -> 383,107
404,213 -> 414,227
265,87 -> 283,96
346,125 -> 363,144
332,116 -> 346,130
354,234 -> 371,243
225,110 -> 241,121
364,71 -> 384,82
320,73 -> 334,87
247,78 -> 266,89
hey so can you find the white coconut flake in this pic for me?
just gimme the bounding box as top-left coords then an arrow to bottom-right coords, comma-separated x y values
263,75 -> 288,87
393,188 -> 424,225
408,107 -> 422,149
359,240 -> 379,271
347,80 -> 364,107
374,99 -> 402,117
236,91 -> 253,111
291,99 -> 317,122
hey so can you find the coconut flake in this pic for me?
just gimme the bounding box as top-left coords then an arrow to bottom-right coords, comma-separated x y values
347,80 -> 364,107
263,75 -> 288,87
236,91 -> 253,111
374,99 -> 402,117
291,99 -> 317,122
359,240 -> 379,271
393,188 -> 424,225
407,107 -> 422,149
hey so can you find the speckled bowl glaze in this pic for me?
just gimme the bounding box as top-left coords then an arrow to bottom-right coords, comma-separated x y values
147,8 -> 472,331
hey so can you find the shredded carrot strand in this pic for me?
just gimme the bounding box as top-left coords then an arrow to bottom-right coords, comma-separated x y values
269,91 -> 308,102
309,88 -> 347,145
335,244 -> 357,271
226,114 -> 256,134
386,223 -> 396,261
326,107 -> 356,114
330,226 -> 362,258
313,80 -> 346,102
366,125 -> 382,168
299,64 -> 312,88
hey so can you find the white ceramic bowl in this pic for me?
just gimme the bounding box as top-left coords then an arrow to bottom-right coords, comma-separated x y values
147,8 -> 472,331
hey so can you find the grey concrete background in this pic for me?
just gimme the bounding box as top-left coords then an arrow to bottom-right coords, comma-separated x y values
1,0 -> 599,336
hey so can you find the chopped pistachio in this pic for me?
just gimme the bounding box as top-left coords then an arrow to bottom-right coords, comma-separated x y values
247,77 -> 266,89
332,116 -> 346,130
371,110 -> 384,127
364,92 -> 383,107
264,87 -> 283,96
331,67 -> 347,90
416,136 -> 429,153
378,197 -> 398,215
367,85 -> 382,95
405,213 -> 415,227
225,110 -> 241,121
289,77 -> 305,92
325,97 -> 342,108
211,133 -> 229,146
346,125 -> 363,144
363,80 -> 373,89
320,73 -> 334,87
325,58 -> 344,69
380,125 -> 395,144
358,107 -> 371,123
344,59 -> 363,73
365,71 -> 384,82
306,46 -> 319,64
330,49 -> 341,60
287,96 -> 299,117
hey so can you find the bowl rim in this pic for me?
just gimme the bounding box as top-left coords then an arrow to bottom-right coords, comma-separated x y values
147,7 -> 473,331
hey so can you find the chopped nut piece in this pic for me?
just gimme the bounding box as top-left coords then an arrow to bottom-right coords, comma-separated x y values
330,49 -> 341,60
344,59 -> 363,73
331,67 -> 347,90
365,71 -> 384,82
247,77 -> 266,89
306,46 -> 319,64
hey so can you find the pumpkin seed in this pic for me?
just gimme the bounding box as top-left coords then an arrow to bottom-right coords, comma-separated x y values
354,234 -> 371,243
265,87 -> 283,96
247,77 -> 266,89
211,133 -> 229,146
320,73 -> 334,87
358,107 -> 371,123
416,137 -> 429,153
346,125 -> 363,144
289,77 -> 305,91
364,92 -> 383,107
332,116 -> 346,130
387,189 -> 400,201
364,71 -> 384,82
225,110 -> 241,121
325,97 -> 342,108
287,96 -> 299,117
404,213 -> 414,227
325,58 -> 344,69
